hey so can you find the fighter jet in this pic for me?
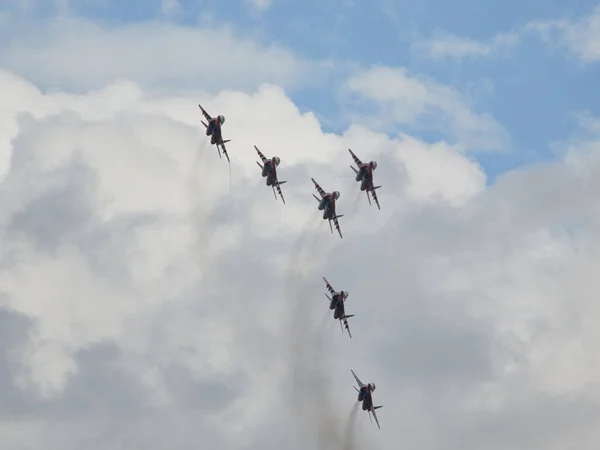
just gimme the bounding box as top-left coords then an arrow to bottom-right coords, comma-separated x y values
351,369 -> 382,429
198,103 -> 231,162
254,145 -> 286,204
323,277 -> 354,338
311,178 -> 343,238
349,149 -> 381,210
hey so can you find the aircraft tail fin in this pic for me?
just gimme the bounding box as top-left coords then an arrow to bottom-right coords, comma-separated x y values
276,180 -> 287,186
222,139 -> 231,144
313,194 -> 321,202
350,166 -> 359,174
256,161 -> 264,169
374,405 -> 383,410
335,214 -> 344,219
373,185 -> 382,190
344,314 -> 355,319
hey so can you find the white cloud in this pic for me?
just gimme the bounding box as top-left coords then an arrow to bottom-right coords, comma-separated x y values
2,67 -> 600,450
161,0 -> 181,16
344,66 -> 507,151
0,16 -> 322,92
247,0 -> 272,10
575,111 -> 600,135
529,6 -> 600,63
412,6 -> 600,64
411,30 -> 520,60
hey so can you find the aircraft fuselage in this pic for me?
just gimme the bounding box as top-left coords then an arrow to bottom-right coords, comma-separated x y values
318,196 -> 335,220
206,119 -> 223,145
358,167 -> 374,191
355,165 -> 368,182
358,387 -> 372,410
333,303 -> 345,319
265,160 -> 281,188
329,293 -> 344,310
262,161 -> 272,177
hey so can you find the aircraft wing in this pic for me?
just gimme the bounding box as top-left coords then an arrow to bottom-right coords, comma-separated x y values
254,145 -> 269,164
342,317 -> 352,338
370,186 -> 381,210
311,178 -> 327,199
371,405 -> 381,430
198,104 -> 213,123
348,149 -> 363,168
333,215 -> 343,239
351,369 -> 365,389
322,277 -> 336,296
220,141 -> 230,163
275,182 -> 285,204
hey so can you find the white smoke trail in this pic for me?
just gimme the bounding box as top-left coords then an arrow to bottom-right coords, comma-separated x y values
188,139 -> 215,272
282,213 -> 366,449
188,148 -> 364,448
350,184 -> 363,213
342,402 -> 360,450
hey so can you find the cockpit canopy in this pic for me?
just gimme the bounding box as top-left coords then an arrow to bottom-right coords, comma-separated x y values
274,156 -> 281,166
333,191 -> 340,200
341,290 -> 349,299
371,383 -> 376,391
218,115 -> 225,125
371,161 -> 377,170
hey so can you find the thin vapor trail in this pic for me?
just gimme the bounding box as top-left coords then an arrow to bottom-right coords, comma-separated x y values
228,159 -> 232,194
349,181 -> 363,213
342,402 -> 360,450
189,146 -> 269,346
188,139 -> 215,264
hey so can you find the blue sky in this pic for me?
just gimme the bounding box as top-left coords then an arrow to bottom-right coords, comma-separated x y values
3,0 -> 600,182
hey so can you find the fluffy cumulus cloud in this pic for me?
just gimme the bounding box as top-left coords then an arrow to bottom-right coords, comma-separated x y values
2,53 -> 600,450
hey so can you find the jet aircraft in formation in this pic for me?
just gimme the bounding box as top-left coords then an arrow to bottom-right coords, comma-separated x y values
349,149 -> 382,210
323,277 -> 354,338
352,369 -> 383,429
311,178 -> 344,239
198,104 -> 231,162
198,106 -> 384,429
254,145 -> 286,204
197,105 -> 382,220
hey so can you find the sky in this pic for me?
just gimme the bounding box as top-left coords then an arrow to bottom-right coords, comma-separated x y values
2,0 -> 600,449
